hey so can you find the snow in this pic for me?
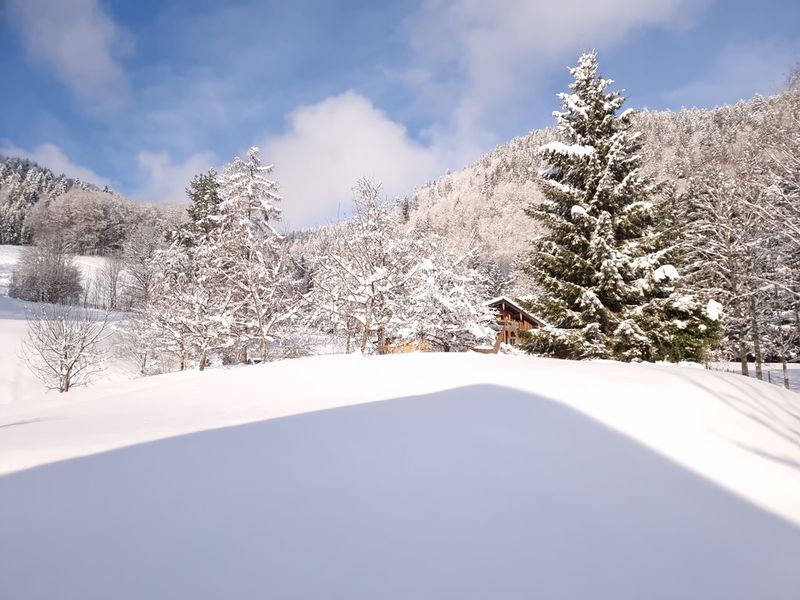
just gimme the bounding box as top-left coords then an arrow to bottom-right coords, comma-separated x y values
0,244 -> 111,302
1,352 -> 800,598
672,294 -> 698,311
0,244 -> 21,293
712,361 -> 800,393
653,263 -> 679,282
706,298 -> 723,321
570,204 -> 587,217
0,294 -> 134,404
539,140 -> 595,157
0,246 -> 133,404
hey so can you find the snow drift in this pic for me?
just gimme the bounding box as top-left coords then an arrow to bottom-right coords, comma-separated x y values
1,353 -> 799,599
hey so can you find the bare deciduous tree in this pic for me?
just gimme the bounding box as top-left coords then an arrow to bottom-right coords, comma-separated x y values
9,235 -> 82,304
22,305 -> 111,393
121,224 -> 163,310
95,255 -> 123,310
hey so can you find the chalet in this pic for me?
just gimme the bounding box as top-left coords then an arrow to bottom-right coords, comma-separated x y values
486,296 -> 547,348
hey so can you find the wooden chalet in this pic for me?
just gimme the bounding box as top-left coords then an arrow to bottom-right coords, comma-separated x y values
486,296 -> 546,348
385,296 -> 546,355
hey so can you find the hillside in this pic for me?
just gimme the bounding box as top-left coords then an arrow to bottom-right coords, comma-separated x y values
0,247 -> 134,404
0,155 -> 102,244
0,156 -> 185,253
404,91 -> 800,281
1,353 -> 799,598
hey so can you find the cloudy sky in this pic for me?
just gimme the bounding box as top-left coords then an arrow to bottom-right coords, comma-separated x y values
1,0 -> 799,229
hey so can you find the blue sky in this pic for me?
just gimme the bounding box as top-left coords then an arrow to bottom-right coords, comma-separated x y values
1,0 -> 799,228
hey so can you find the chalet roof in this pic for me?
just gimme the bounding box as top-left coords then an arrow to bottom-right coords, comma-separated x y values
486,296 -> 549,328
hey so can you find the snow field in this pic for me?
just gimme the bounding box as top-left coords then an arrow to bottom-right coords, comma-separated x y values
1,352 -> 799,598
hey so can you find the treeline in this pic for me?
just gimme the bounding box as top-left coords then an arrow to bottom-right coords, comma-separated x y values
0,156 -> 94,244
119,150 -> 497,375
403,61 -> 800,381
0,156 -> 185,253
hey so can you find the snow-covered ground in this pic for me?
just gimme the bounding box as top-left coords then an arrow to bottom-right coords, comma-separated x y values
2,242 -> 800,597
0,243 -> 110,298
712,362 -> 800,393
0,294 -> 134,405
1,352 -> 799,599
0,244 -> 21,293
0,245 -> 132,404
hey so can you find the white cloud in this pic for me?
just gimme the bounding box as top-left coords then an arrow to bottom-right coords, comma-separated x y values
0,141 -> 112,188
134,151 -> 216,204
261,91 -> 445,229
254,1 -> 710,230
406,0 -> 707,140
6,0 -> 131,114
665,38 -> 800,108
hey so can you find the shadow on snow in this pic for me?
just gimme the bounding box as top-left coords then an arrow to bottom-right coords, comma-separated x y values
1,384 -> 799,599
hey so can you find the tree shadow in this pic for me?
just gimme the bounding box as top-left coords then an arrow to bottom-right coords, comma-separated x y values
0,418 -> 45,429
678,370 -> 800,471
1,384 -> 799,599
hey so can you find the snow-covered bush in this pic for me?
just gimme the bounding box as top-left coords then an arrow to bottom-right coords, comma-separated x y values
9,236 -> 82,304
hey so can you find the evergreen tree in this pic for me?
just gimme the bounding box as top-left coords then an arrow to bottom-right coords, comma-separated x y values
210,147 -> 298,362
218,146 -> 281,237
523,52 -> 717,361
181,169 -> 223,245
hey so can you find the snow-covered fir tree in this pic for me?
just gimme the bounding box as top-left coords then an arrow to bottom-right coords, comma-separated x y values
208,147 -> 300,362
523,51 -> 718,362
136,146 -> 301,370
174,170 -> 223,246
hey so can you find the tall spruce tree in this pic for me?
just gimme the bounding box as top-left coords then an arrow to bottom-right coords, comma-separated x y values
523,52 -> 718,361
176,170 -> 223,246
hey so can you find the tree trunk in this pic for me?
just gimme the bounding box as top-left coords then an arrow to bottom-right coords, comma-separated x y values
749,297 -> 763,380
795,309 -> 800,340
260,339 -> 268,363
199,351 -> 207,371
739,340 -> 749,377
360,308 -> 372,354
783,355 -> 790,390
239,345 -> 248,364
729,264 -> 748,376
377,327 -> 385,355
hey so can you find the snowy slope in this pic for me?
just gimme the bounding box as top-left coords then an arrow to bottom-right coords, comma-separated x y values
0,244 -> 22,293
0,246 -> 133,404
1,353 -> 799,599
0,294 -> 134,405
0,244 -> 110,295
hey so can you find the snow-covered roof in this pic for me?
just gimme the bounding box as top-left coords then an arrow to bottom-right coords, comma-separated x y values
485,296 -> 548,327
